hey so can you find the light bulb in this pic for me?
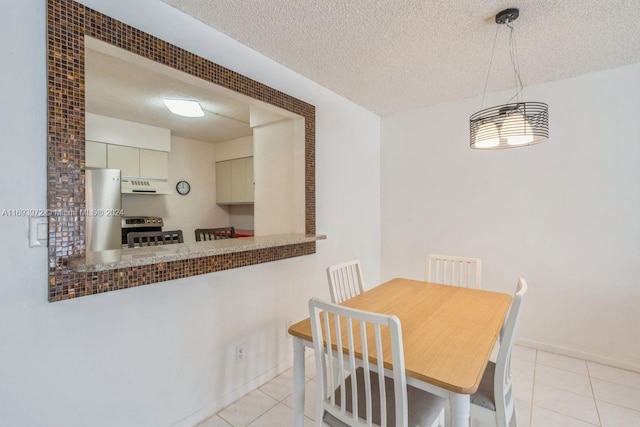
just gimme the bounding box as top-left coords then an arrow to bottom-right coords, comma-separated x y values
501,112 -> 533,145
473,122 -> 500,148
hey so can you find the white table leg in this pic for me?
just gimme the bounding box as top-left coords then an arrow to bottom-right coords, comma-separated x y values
292,337 -> 306,427
449,392 -> 471,427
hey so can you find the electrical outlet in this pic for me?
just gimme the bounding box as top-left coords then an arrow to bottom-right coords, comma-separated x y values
235,343 -> 246,364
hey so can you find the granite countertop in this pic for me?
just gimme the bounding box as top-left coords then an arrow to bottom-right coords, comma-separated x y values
69,233 -> 326,272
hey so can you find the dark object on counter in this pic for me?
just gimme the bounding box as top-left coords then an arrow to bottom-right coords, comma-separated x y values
195,227 -> 236,241
127,230 -> 184,248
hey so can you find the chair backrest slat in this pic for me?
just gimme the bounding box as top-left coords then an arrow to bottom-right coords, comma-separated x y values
194,227 -> 236,241
494,278 -> 528,426
309,298 -> 407,427
127,230 -> 183,248
327,260 -> 366,303
426,254 -> 482,288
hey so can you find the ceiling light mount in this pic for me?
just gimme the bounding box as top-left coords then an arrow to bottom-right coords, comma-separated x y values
495,8 -> 519,24
470,7 -> 549,150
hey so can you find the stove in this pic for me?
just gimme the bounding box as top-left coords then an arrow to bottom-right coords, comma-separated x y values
121,216 -> 164,245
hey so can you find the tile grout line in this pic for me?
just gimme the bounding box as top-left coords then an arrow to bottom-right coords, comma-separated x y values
243,394 -> 281,427
532,382 -> 604,423
535,358 -> 589,376
530,355 -> 602,426
589,375 -> 640,391
528,348 -> 536,427
532,353 -> 602,426
586,362 -> 603,426
220,389 -> 280,427
591,398 -> 640,416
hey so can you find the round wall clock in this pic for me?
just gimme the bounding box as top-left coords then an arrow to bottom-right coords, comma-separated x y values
176,180 -> 191,195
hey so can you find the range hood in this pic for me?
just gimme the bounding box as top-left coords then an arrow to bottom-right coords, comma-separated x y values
121,178 -> 173,195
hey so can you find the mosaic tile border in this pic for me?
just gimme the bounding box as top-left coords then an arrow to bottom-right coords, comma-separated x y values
47,0 -> 316,301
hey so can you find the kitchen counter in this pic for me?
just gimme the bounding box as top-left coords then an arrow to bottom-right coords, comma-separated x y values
68,233 -> 326,272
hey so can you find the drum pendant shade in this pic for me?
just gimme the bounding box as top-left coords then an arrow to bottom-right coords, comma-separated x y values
470,8 -> 549,150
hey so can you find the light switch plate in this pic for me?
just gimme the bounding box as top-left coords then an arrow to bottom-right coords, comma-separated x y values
29,216 -> 48,248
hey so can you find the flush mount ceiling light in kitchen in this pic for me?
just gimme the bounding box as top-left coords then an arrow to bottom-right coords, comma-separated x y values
470,8 -> 549,150
163,98 -> 205,117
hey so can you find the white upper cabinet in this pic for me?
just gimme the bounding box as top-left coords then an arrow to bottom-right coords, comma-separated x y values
86,140 -> 107,169
139,149 -> 169,180
216,156 -> 254,204
106,146 -> 169,180
245,156 -> 254,203
107,145 -> 139,177
86,113 -> 171,180
215,159 -> 232,204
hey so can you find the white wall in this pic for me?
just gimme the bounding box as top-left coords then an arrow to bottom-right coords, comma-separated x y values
253,119 -> 302,235
123,136 -> 229,243
381,64 -> 640,370
214,135 -> 253,161
86,112 -> 172,151
229,205 -> 254,231
0,1 -> 380,426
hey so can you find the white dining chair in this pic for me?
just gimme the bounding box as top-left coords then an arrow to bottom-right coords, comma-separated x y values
308,297 -> 446,427
327,259 -> 366,303
470,278 -> 528,427
425,254 -> 482,288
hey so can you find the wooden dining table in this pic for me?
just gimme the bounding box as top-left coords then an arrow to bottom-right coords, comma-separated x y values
288,278 -> 512,427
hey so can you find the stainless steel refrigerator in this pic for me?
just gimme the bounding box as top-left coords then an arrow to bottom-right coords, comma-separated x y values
86,168 -> 122,251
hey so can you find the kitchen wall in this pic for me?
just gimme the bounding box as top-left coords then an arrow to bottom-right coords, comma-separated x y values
381,63 -> 640,370
254,118 -> 305,236
0,2 -> 380,427
229,205 -> 254,231
215,135 -> 253,161
123,135 -> 230,243
215,135 -> 255,231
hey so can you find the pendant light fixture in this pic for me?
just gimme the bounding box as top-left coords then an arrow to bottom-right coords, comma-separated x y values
470,8 -> 548,150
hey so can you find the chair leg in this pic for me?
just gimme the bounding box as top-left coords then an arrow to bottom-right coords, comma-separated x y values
444,403 -> 450,426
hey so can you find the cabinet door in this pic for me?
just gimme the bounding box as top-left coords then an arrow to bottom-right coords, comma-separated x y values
245,157 -> 254,203
86,140 -> 107,168
107,145 -> 139,177
231,158 -> 246,203
216,160 -> 232,204
139,149 -> 169,179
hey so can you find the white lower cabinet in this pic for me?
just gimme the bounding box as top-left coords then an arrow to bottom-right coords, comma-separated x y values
216,156 -> 254,204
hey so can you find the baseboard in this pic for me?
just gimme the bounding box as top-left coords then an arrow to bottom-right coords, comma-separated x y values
516,338 -> 640,373
173,360 -> 292,427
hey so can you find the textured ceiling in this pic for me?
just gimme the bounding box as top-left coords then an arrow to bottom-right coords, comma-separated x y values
161,0 -> 640,115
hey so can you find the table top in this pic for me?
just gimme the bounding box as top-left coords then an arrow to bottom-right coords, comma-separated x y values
288,278 -> 512,394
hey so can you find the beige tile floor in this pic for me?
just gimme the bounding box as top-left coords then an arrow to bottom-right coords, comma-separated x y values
198,346 -> 640,427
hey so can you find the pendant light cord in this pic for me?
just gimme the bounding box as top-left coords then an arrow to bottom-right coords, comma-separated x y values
480,25 -> 500,109
480,16 -> 527,109
506,20 -> 525,104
